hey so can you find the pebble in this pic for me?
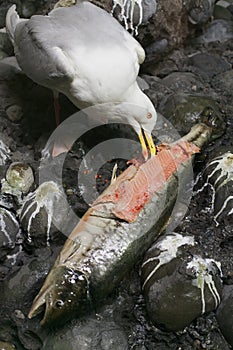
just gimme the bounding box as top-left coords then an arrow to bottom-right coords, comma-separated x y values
0,341 -> 16,350
3,162 -> 34,195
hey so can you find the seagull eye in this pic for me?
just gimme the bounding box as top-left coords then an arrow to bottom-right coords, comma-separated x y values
147,112 -> 152,119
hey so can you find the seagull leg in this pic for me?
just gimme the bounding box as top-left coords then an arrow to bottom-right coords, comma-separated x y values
53,90 -> 60,126
144,131 -> 156,157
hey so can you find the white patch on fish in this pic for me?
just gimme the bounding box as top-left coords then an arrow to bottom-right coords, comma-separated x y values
187,255 -> 222,314
142,233 -> 195,290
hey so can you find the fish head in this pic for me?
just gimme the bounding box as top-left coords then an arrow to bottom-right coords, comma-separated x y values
200,106 -> 226,140
28,266 -> 90,326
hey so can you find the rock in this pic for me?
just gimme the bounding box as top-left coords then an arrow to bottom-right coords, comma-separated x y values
2,162 -> 34,196
194,19 -> 233,44
141,233 -> 223,332
214,0 -> 233,20
19,181 -> 73,247
186,53 -> 231,82
196,150 -> 233,226
6,104 -> 23,122
159,93 -> 226,137
212,70 -> 233,98
42,318 -> 128,350
161,72 -> 204,93
0,208 -> 19,262
186,0 -> 216,25
216,285 -> 233,347
0,139 -> 10,166
0,247 -> 59,349
0,341 -> 16,350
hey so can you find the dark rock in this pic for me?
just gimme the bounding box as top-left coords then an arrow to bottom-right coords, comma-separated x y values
0,208 -> 19,262
186,0 -> 215,25
186,53 -> 231,82
197,150 -> 233,225
161,72 -> 204,93
19,181 -> 75,247
216,285 -> 233,347
42,318 -> 128,350
214,0 -> 233,20
159,93 -> 226,137
141,233 -> 223,332
194,19 -> 233,44
0,341 -> 16,350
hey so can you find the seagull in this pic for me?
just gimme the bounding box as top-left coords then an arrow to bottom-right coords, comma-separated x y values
6,0 -> 157,159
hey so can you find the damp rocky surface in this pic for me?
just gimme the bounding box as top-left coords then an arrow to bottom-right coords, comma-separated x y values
1,0 -> 233,349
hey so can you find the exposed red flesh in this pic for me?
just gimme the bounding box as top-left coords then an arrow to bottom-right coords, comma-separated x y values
92,141 -> 200,222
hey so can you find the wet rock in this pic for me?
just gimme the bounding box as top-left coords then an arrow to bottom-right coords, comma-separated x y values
186,53 -> 231,82
1,163 -> 34,200
186,0 -> 216,25
0,341 -> 16,350
0,247 -> 60,349
141,233 -> 223,332
161,72 -> 204,94
111,0 -> 157,35
0,139 -> 10,166
19,181 -> 74,247
216,285 -> 233,347
197,150 -> 233,226
212,70 -> 233,98
214,0 -> 233,20
194,19 -> 233,44
6,104 -> 23,122
42,317 -> 128,350
159,93 -> 225,137
0,208 -> 19,262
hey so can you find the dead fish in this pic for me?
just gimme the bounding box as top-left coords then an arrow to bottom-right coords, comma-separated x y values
28,119 -> 220,326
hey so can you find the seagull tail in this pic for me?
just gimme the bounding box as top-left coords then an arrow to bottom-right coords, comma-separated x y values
5,5 -> 20,44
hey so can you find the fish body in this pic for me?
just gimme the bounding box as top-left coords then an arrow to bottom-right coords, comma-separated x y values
29,122 -> 215,326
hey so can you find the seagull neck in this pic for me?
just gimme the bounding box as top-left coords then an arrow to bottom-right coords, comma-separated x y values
122,82 -> 147,107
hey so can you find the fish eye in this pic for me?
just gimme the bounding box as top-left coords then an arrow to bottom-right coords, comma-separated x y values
55,300 -> 64,308
147,112 -> 152,119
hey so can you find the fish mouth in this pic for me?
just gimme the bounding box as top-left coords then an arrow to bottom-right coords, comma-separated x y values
28,284 -> 52,325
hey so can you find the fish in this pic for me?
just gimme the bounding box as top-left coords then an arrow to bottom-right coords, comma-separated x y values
28,118 -> 220,326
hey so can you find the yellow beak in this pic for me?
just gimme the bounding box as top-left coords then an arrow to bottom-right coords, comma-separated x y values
138,129 -> 156,160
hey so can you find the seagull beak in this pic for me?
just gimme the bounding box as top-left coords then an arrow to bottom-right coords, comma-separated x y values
139,130 -> 149,160
144,131 -> 156,157
138,129 -> 156,160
